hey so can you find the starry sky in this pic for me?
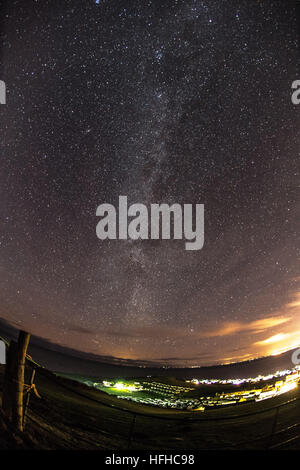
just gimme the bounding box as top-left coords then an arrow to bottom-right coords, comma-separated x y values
0,0 -> 299,367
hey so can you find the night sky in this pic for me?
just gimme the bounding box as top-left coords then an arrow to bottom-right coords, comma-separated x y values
0,0 -> 299,367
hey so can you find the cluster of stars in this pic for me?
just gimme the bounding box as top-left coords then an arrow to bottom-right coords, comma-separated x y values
0,0 -> 299,366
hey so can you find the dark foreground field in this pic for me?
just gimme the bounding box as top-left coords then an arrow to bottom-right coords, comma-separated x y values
0,365 -> 299,450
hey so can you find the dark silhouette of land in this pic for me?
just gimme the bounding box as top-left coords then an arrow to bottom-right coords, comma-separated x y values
0,363 -> 299,450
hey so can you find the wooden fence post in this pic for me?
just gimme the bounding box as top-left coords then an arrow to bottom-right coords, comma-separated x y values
266,405 -> 280,450
127,414 -> 137,449
11,331 -> 30,432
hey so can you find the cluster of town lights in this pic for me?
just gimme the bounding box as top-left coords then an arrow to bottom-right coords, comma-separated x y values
93,366 -> 300,411
187,366 -> 300,386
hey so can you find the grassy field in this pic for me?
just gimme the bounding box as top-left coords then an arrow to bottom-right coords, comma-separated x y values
0,365 -> 299,450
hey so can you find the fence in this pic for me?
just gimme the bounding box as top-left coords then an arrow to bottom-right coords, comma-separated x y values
19,360 -> 300,450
